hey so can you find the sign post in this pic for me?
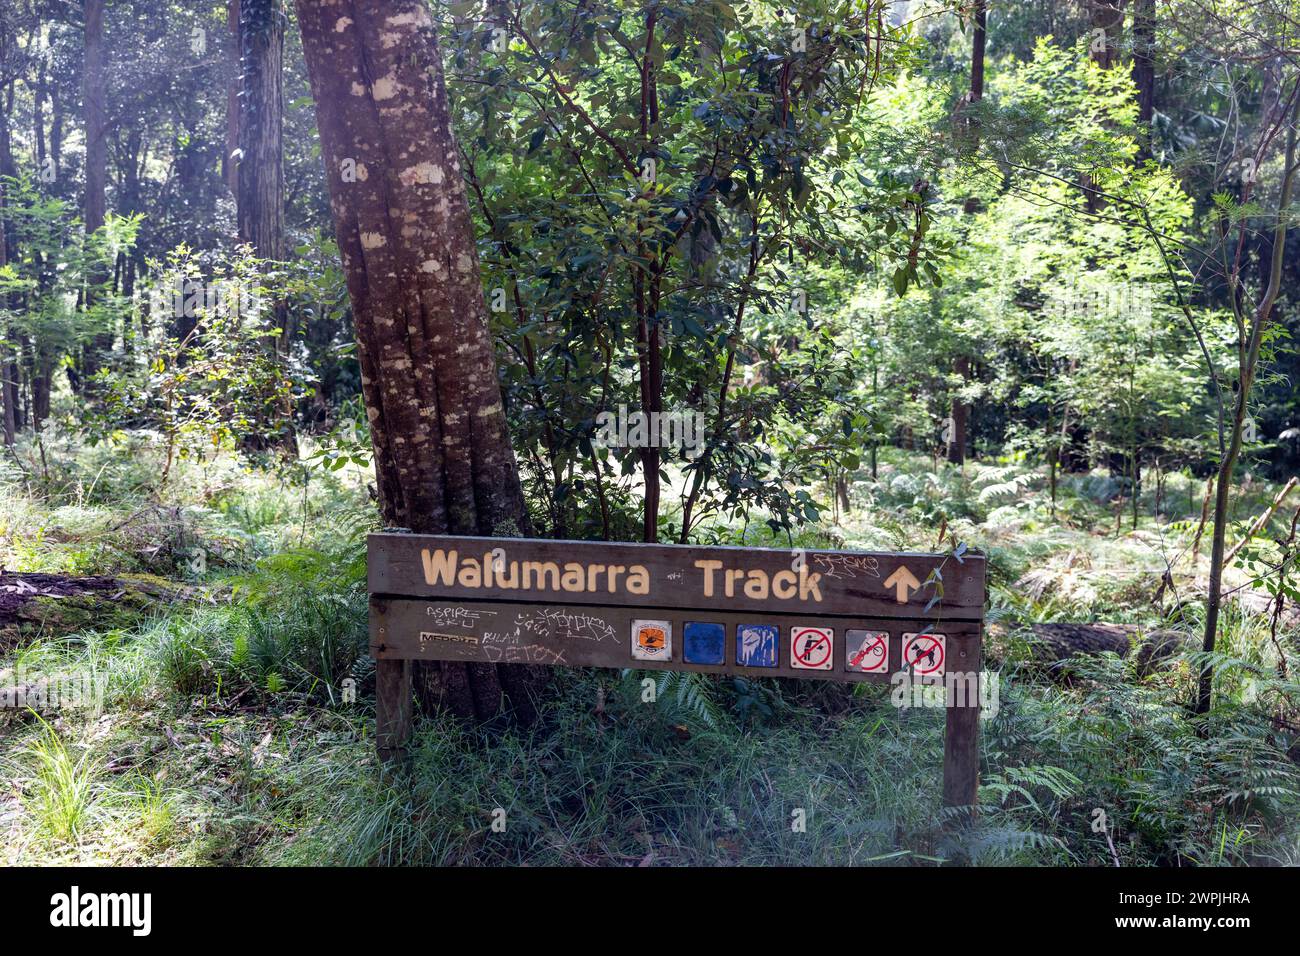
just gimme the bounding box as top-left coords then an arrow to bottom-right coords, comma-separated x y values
367,534 -> 986,809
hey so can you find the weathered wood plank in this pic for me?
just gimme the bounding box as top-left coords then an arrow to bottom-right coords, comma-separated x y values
368,533 -> 986,621
370,596 -> 981,684
375,658 -> 412,763
941,630 -> 982,813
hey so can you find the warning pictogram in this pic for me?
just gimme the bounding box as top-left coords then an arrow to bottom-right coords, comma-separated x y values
790,626 -> 834,670
902,632 -> 945,676
846,630 -> 890,673
632,619 -> 672,662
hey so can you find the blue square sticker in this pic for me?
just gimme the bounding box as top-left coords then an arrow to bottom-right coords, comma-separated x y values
683,622 -> 725,665
736,624 -> 778,668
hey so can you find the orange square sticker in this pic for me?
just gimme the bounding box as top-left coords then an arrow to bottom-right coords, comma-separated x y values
631,619 -> 672,662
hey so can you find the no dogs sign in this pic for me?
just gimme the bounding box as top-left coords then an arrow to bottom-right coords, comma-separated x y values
903,632 -> 946,676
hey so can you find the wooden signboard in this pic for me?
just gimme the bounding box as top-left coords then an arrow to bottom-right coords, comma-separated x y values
368,533 -> 987,808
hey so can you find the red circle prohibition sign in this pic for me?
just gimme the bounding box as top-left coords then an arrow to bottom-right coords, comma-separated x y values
793,628 -> 832,668
850,634 -> 887,670
907,635 -> 944,675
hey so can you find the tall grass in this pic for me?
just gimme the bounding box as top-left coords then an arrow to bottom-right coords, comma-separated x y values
19,720 -> 100,846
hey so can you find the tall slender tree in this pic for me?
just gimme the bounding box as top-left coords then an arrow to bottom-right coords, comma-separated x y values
293,0 -> 543,724
238,0 -> 297,451
82,0 -> 105,235
224,0 -> 241,198
1131,0 -> 1155,160
0,6 -> 20,446
947,0 -> 987,466
1082,0 -> 1124,216
81,0 -> 110,386
236,0 -> 284,267
1198,81 -> 1300,717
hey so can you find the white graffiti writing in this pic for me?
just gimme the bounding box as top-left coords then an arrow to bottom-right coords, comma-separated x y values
424,605 -> 498,629
812,554 -> 881,580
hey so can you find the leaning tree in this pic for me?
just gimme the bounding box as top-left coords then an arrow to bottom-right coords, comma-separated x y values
293,0 -> 544,731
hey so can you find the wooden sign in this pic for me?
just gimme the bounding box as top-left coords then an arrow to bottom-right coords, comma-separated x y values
368,533 -> 986,809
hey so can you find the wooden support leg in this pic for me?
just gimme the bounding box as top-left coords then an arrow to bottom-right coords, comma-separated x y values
942,632 -> 981,815
376,658 -> 412,763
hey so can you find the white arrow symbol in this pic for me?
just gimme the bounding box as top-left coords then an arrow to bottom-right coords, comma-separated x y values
884,565 -> 921,603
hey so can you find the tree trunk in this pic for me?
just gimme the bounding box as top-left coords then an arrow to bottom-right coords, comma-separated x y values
83,0 -> 106,234
50,82 -> 65,188
949,3 -> 984,464
294,0 -> 542,722
0,206 -> 12,445
1087,0 -> 1125,72
32,352 -> 52,430
1198,86 -> 1300,717
1083,1 -> 1124,214
224,0 -> 242,197
0,74 -> 15,445
947,355 -> 969,465
635,8 -> 663,543
237,0 -> 285,265
82,0 -> 111,383
970,1 -> 986,99
116,126 -> 143,354
34,59 -> 47,172
1132,0 -> 1155,160
238,0 -> 297,452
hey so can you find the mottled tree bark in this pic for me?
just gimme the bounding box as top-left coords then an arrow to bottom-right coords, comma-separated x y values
50,82 -> 64,187
947,355 -> 970,465
5,8 -> 36,429
32,354 -> 52,429
0,71 -> 15,445
0,196 -> 12,445
1083,0 -> 1125,215
33,59 -> 46,171
294,0 -> 542,721
1087,0 -> 1125,72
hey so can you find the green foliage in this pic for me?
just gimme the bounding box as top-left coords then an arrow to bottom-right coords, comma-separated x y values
86,245 -> 295,485
443,0 -> 947,538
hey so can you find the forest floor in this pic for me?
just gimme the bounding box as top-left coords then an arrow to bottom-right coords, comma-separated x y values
1,434 -> 1297,866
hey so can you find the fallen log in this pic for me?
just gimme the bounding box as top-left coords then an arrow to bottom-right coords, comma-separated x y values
1017,622 -> 1192,678
0,571 -> 198,652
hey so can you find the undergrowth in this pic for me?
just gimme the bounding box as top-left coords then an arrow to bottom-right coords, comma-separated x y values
2,441 -> 1297,866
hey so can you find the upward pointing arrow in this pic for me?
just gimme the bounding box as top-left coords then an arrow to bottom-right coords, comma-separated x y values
884,565 -> 921,603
